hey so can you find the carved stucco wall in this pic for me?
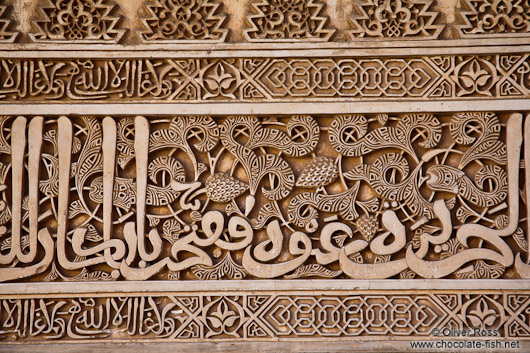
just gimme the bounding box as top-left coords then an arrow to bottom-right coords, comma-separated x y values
0,0 -> 529,351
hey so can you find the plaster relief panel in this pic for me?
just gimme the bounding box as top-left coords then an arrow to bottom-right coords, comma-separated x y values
244,0 -> 335,42
0,112 -> 526,283
1,292 -> 530,341
1,0 -> 530,350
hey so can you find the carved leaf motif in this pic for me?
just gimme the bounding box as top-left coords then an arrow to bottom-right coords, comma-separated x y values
400,268 -> 416,279
148,156 -> 186,184
205,173 -> 249,203
208,316 -> 222,329
456,260 -> 506,279
0,117 -> 11,153
512,228 -> 528,252
285,264 -> 342,279
450,112 -> 506,168
192,253 -> 247,280
84,224 -> 103,242
296,156 -> 338,188
377,113 -> 388,125
162,219 -> 182,244
147,215 -> 160,227
68,200 -> 88,219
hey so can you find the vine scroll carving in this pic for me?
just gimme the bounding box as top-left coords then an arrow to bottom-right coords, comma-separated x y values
0,112 -> 527,283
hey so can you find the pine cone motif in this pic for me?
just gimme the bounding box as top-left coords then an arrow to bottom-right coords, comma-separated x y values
205,173 -> 249,203
296,156 -> 338,188
356,215 -> 378,241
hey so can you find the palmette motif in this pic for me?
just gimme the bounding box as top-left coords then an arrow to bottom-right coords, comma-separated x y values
0,112 -> 526,282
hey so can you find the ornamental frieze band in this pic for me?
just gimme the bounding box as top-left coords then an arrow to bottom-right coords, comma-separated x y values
0,55 -> 529,101
0,291 -> 529,341
0,0 -> 529,43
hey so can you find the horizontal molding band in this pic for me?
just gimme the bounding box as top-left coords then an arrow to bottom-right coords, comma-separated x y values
1,280 -> 530,295
1,100 -> 529,115
1,45 -> 530,58
1,39 -> 530,56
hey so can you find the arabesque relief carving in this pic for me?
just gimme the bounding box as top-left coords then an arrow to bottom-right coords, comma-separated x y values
0,0 -> 528,43
348,0 -> 443,39
138,0 -> 228,42
30,0 -> 125,42
457,0 -> 530,37
0,112 -> 526,283
244,0 -> 335,41
2,0 -> 530,349
0,54 -> 529,101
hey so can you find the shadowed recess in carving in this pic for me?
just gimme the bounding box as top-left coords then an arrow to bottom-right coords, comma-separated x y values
0,2 -> 17,42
